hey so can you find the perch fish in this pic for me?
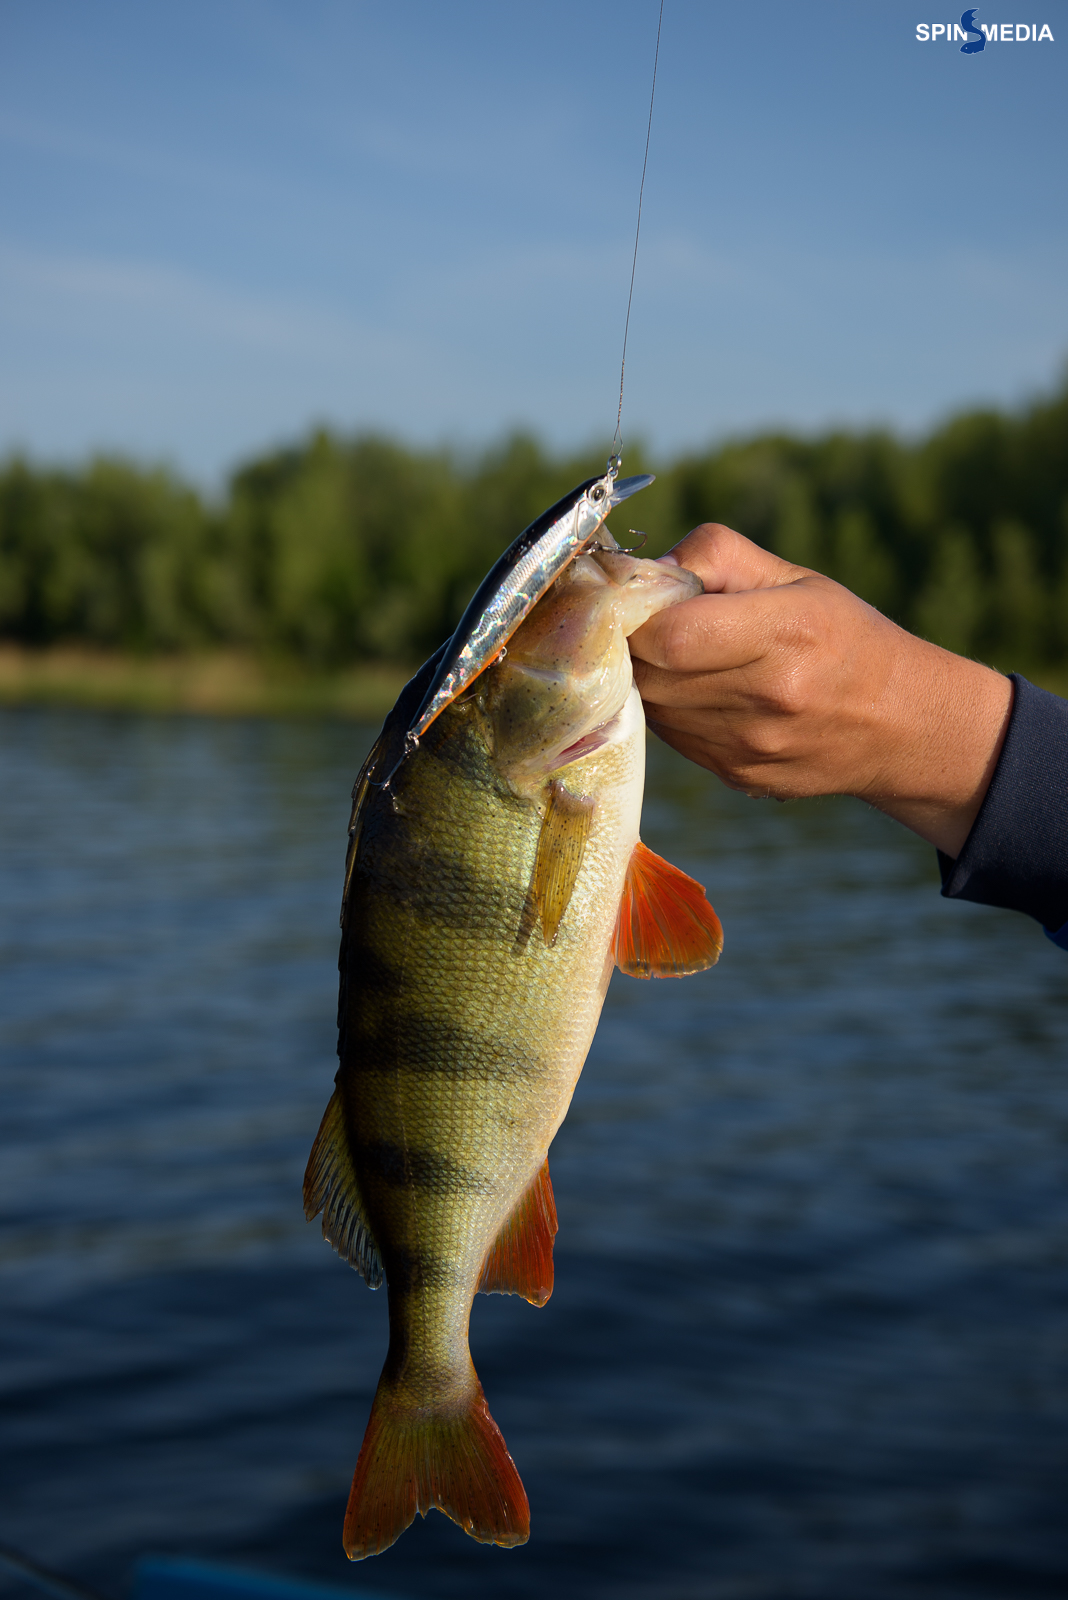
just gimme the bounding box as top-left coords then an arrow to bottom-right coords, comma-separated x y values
304,480 -> 723,1560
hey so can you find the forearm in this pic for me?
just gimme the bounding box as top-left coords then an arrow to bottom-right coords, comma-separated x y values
937,674 -> 1068,938
854,638 -> 1013,858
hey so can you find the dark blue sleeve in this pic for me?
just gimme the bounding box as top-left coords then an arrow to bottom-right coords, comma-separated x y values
938,675 -> 1068,949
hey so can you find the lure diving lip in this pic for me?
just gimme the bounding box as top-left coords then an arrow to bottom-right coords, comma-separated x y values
607,472 -> 657,507
403,468 -> 655,747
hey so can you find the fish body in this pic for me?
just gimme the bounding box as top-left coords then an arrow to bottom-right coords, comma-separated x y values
304,540 -> 723,1561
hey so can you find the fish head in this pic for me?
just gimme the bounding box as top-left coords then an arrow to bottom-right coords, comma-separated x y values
478,550 -> 700,788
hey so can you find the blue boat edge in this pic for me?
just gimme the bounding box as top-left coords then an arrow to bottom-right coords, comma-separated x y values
132,1556 -> 410,1600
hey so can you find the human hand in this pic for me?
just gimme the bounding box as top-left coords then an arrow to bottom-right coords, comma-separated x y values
628,523 -> 1013,859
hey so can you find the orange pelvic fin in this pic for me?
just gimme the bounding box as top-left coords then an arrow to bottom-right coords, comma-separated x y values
343,1378 -> 530,1560
612,839 -> 724,979
478,1158 -> 558,1306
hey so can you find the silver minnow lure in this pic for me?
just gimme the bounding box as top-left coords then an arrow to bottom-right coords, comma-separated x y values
405,466 -> 655,748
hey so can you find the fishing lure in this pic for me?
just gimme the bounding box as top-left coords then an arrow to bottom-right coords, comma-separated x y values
378,461 -> 654,792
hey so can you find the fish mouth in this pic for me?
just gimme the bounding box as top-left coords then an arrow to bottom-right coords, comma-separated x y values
607,473 -> 655,508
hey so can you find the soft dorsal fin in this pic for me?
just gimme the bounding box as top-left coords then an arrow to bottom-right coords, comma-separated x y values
516,780 -> 595,950
613,839 -> 723,979
303,1088 -> 384,1289
477,1159 -> 558,1306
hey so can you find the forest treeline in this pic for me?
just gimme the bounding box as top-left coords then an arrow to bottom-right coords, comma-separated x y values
2,376 -> 1067,673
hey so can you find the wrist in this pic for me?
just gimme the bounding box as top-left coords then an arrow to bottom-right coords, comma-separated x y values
860,638 -> 1013,857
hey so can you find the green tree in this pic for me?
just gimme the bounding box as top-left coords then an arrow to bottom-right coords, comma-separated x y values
912,527 -> 986,657
826,507 -> 896,614
984,520 -> 1048,669
0,460 -> 68,643
2,371 -> 1067,674
772,475 -> 821,568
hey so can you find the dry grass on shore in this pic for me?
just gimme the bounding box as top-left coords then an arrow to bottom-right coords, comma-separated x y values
0,645 -> 411,720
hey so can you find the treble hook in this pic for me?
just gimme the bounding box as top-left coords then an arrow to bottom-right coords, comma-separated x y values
367,732 -> 420,812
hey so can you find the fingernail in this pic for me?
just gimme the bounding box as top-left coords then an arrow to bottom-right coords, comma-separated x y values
655,552 -> 680,567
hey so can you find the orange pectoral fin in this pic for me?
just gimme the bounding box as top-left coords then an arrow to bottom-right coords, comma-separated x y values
477,1159 -> 558,1307
612,839 -> 724,979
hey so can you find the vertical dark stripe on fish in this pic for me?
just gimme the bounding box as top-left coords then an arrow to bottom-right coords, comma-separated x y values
347,1012 -> 544,1085
356,1140 -> 495,1198
384,1248 -> 461,1296
358,836 -> 530,942
336,938 -> 406,1068
409,707 -> 518,796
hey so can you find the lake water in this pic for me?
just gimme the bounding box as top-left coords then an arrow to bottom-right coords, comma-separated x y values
2,705 -> 1067,1600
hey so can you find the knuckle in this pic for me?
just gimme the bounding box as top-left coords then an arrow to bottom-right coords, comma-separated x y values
686,521 -> 739,561
735,724 -> 787,762
761,670 -> 810,720
640,607 -> 691,670
669,521 -> 737,573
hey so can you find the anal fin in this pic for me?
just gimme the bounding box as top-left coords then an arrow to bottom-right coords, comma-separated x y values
477,1158 -> 558,1306
303,1087 -> 384,1289
613,839 -> 724,978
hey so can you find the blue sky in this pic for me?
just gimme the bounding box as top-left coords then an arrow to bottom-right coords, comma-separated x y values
0,0 -> 1065,483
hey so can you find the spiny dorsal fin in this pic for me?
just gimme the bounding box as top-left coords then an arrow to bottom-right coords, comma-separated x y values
303,1088 -> 384,1289
477,1158 -> 557,1307
613,839 -> 723,979
341,735 -> 386,929
516,780 -> 595,949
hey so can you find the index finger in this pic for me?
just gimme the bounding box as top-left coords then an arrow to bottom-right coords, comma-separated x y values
630,576 -> 824,676
660,523 -> 809,594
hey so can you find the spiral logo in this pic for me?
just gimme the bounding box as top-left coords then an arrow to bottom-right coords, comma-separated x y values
959,7 -> 986,50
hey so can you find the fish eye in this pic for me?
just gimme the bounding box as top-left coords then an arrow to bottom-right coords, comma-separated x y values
589,484 -> 605,502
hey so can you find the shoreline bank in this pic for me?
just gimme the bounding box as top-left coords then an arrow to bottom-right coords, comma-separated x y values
1,644 -> 1064,721
0,645 -> 411,720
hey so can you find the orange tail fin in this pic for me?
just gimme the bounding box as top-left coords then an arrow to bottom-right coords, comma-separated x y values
343,1376 -> 530,1560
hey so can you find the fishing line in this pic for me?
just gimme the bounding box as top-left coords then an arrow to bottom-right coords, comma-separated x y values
373,13 -> 666,804
609,0 -> 665,476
